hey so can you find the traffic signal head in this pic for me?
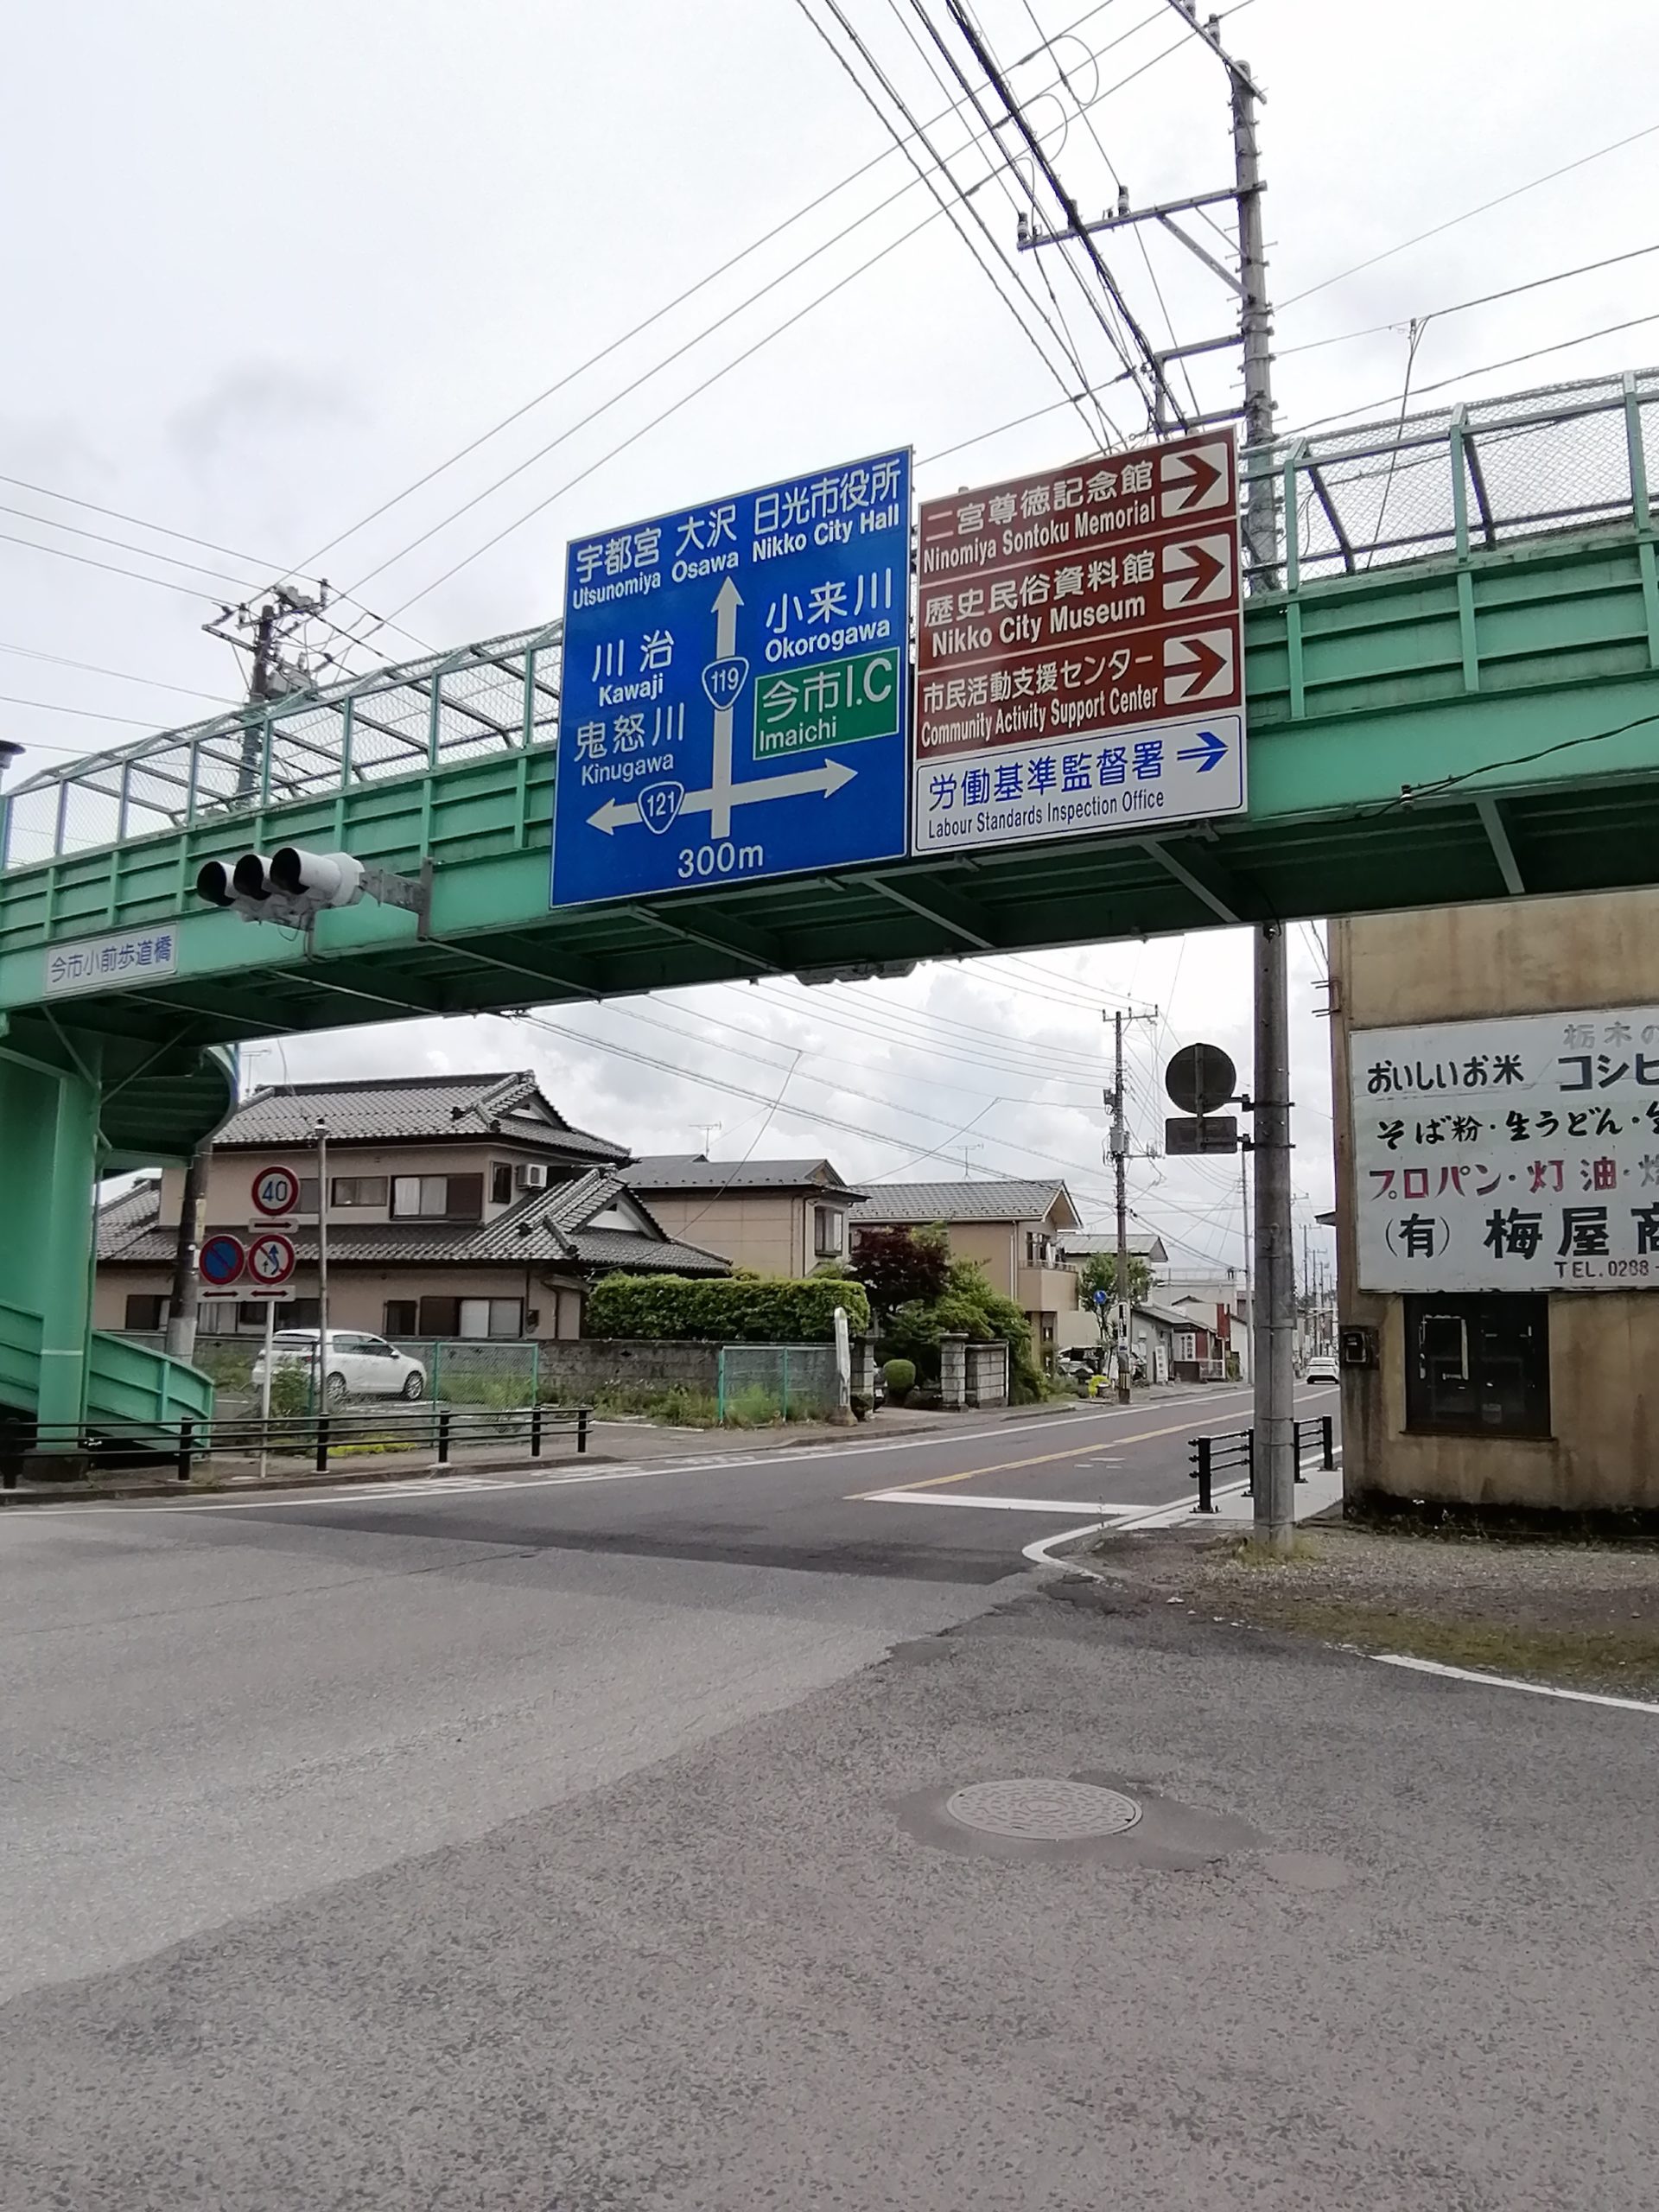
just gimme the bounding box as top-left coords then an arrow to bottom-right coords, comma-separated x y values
195,847 -> 364,923
269,847 -> 365,911
195,854 -> 276,918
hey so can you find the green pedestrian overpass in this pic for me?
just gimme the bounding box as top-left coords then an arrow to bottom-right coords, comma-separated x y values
1,370 -> 1656,1440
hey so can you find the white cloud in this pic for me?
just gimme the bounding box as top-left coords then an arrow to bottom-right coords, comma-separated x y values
8,0 -> 1649,1281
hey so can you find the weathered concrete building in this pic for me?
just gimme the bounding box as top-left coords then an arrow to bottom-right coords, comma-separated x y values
1331,889 -> 1659,1525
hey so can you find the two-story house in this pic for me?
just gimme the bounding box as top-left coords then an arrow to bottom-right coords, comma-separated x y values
621,1155 -> 866,1275
848,1178 -> 1083,1364
96,1071 -> 728,1342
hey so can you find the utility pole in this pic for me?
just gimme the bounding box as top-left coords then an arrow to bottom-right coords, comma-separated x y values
1110,1011 -> 1132,1403
1012,7 -> 1291,1537
1230,50 -> 1296,1551
163,586 -> 327,1364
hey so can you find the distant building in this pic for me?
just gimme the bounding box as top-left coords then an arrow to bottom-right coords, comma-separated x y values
622,1155 -> 865,1276
849,1177 -> 1082,1363
96,1071 -> 726,1343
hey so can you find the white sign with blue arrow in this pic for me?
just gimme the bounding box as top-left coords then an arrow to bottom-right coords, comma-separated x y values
552,449 -> 911,906
911,710 -> 1245,857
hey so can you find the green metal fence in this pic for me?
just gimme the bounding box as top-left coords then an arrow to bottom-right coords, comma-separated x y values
715,1343 -> 837,1424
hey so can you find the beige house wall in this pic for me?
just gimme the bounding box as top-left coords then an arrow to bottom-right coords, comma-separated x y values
1332,889 -> 1659,1517
639,1192 -> 809,1276
97,1264 -> 584,1340
159,1141 -> 569,1233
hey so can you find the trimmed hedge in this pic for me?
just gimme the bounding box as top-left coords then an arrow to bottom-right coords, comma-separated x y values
586,1273 -> 871,1344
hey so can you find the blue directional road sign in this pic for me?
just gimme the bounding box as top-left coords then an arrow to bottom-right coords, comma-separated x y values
551,448 -> 912,906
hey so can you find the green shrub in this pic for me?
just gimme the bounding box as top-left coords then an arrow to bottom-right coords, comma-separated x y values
585,1273 -> 870,1343
882,1357 -> 916,1400
882,1259 -> 1045,1403
266,1361 -> 311,1420
722,1382 -> 784,1428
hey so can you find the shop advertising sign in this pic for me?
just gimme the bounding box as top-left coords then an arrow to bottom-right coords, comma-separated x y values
911,429 -> 1244,856
1352,1007 -> 1659,1292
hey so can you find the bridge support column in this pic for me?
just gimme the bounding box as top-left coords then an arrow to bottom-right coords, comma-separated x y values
0,1036 -> 101,1438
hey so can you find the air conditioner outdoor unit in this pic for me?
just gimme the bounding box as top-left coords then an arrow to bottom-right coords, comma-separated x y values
516,1162 -> 548,1191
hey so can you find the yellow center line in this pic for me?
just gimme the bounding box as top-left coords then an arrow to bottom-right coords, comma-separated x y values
846,1403 -> 1265,1499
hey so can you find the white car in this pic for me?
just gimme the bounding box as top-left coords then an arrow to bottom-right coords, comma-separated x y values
1302,1355 -> 1340,1386
252,1329 -> 427,1406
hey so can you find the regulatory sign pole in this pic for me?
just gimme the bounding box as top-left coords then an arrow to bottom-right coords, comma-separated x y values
259,1298 -> 275,1482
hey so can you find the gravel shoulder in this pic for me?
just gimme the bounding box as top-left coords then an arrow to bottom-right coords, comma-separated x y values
1077,1516 -> 1659,1695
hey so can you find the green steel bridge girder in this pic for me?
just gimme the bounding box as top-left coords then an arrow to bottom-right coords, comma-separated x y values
3,520 -> 1659,1051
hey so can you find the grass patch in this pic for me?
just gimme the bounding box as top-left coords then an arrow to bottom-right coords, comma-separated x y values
1227,1535 -> 1325,1567
1253,1598 -> 1659,1690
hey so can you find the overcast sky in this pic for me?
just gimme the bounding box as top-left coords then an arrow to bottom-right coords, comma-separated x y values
3,0 -> 1656,1276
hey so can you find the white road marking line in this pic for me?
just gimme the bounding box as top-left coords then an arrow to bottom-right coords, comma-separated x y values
8,1395 -> 1264,1518
1374,1653 -> 1659,1715
861,1491 -> 1145,1515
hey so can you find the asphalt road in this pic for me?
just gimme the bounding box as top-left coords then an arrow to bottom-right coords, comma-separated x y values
6,1381 -> 1654,2209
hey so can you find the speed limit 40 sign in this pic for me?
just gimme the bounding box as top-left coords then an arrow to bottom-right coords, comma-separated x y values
251,1165 -> 302,1218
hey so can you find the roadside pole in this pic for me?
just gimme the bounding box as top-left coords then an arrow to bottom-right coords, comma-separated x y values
258,1297 -> 274,1482
315,1122 -> 330,1414
1111,1010 -> 1132,1403
1230,54 -> 1295,1553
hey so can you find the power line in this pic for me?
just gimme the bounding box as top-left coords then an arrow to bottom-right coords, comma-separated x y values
893,0 -> 1141,428
0,690 -> 179,729
0,530 -> 223,602
1280,118 -> 1659,310
0,499 -> 270,595
795,0 -> 1113,448
276,0 -> 1131,593
1288,310 -> 1659,440
364,200 -> 949,633
346,144 -> 979,599
1277,240 -> 1659,358
0,640 -> 232,707
1014,0 -> 1204,423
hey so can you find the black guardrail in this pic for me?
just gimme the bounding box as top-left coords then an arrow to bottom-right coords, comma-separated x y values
1,1402 -> 590,1488
1189,1414 -> 1332,1513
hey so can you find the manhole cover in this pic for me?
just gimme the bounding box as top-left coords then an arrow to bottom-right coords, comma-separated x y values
944,1778 -> 1141,1841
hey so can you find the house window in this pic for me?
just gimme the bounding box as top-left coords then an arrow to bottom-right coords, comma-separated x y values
384,1300 -> 418,1338
1404,1294 -> 1550,1438
296,1179 -> 320,1215
286,1299 -> 321,1330
813,1205 -> 842,1258
417,1295 -> 459,1337
391,1173 -> 483,1220
331,1176 -> 388,1208
491,1163 -> 513,1205
124,1294 -> 166,1330
459,1297 -> 524,1339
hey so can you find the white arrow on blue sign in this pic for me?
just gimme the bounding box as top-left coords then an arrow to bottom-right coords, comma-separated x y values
551,450 -> 912,906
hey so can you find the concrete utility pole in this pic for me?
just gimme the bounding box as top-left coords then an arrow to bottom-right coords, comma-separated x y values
1230,55 -> 1296,1550
1110,1010 -> 1132,1403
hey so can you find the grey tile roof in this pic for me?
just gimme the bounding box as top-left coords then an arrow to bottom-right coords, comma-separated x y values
96,1179 -> 163,1259
1058,1231 -> 1168,1260
217,1071 -> 626,1162
849,1178 -> 1081,1229
99,1166 -> 728,1276
624,1153 -> 864,1198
